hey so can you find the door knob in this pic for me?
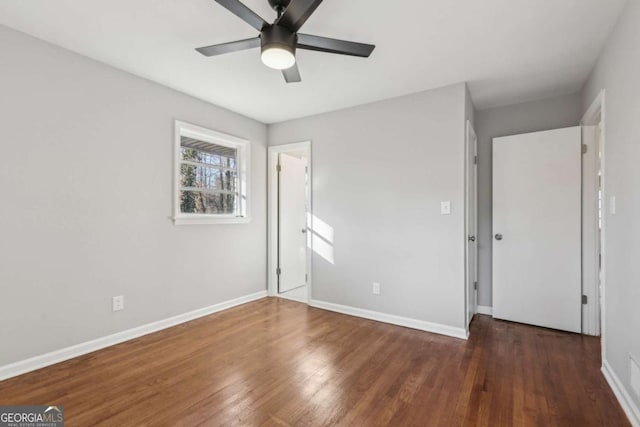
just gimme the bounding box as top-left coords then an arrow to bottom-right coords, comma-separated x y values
495,233 -> 503,241
468,236 -> 476,242
301,229 -> 307,234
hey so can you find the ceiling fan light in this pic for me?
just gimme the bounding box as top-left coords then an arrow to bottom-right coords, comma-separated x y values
261,46 -> 296,70
260,25 -> 297,70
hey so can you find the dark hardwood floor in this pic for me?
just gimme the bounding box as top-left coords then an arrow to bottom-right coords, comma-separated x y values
0,298 -> 629,426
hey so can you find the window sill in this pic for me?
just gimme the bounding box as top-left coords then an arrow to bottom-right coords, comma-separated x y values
171,215 -> 251,225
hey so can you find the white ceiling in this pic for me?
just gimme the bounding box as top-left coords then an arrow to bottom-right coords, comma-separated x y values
0,0 -> 627,123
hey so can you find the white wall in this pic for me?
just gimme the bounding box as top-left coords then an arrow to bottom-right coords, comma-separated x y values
474,94 -> 583,307
269,83 -> 469,331
0,25 -> 267,366
582,0 -> 640,419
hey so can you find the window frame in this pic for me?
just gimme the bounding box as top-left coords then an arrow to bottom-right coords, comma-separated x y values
173,120 -> 250,225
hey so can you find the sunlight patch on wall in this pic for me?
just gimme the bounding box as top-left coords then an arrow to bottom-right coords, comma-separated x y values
307,213 -> 335,265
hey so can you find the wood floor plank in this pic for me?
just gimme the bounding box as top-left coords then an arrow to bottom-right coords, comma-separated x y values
0,298 -> 630,426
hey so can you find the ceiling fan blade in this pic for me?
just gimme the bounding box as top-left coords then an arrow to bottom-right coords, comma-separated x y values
214,0 -> 268,31
282,63 -> 302,83
196,37 -> 260,56
297,34 -> 375,57
276,0 -> 323,33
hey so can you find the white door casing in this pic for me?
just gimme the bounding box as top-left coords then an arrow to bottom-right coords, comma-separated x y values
580,91 -> 605,358
267,142 -> 312,302
492,127 -> 582,333
581,125 -> 601,336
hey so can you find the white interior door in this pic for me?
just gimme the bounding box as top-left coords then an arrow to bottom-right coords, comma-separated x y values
278,153 -> 307,293
492,127 -> 582,333
466,122 -> 478,327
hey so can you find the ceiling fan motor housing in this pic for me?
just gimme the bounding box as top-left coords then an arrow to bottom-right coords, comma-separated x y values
261,25 -> 297,57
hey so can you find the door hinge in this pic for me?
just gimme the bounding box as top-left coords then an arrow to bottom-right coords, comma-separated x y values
582,144 -> 588,154
305,274 -> 308,283
582,294 -> 588,305
276,267 -> 281,276
474,155 -> 478,165
276,164 -> 282,173
474,281 -> 478,290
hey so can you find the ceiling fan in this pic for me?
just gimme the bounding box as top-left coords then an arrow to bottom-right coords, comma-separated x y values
196,0 -> 376,83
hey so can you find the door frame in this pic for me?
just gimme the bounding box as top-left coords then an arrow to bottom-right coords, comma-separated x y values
267,141 -> 312,303
465,120 -> 479,330
581,91 -> 606,341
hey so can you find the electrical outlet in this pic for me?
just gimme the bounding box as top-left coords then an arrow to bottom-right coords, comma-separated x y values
631,355 -> 640,398
112,296 -> 124,312
372,282 -> 381,295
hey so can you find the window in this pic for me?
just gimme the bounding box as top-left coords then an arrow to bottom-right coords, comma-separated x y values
173,121 -> 250,224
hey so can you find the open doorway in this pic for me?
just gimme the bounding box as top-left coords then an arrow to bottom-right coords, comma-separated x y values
268,142 -> 312,303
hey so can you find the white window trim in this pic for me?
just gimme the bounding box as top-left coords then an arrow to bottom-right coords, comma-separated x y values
172,120 -> 251,225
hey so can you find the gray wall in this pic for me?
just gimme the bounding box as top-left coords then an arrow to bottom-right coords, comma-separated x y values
0,25 -> 267,366
582,0 -> 640,412
269,83 -> 469,330
474,94 -> 583,307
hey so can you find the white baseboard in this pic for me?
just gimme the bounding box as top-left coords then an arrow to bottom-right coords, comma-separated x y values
309,299 -> 468,340
0,290 -> 267,382
477,305 -> 493,316
602,360 -> 640,427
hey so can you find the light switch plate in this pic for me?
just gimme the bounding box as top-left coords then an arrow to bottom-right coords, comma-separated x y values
441,201 -> 451,215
